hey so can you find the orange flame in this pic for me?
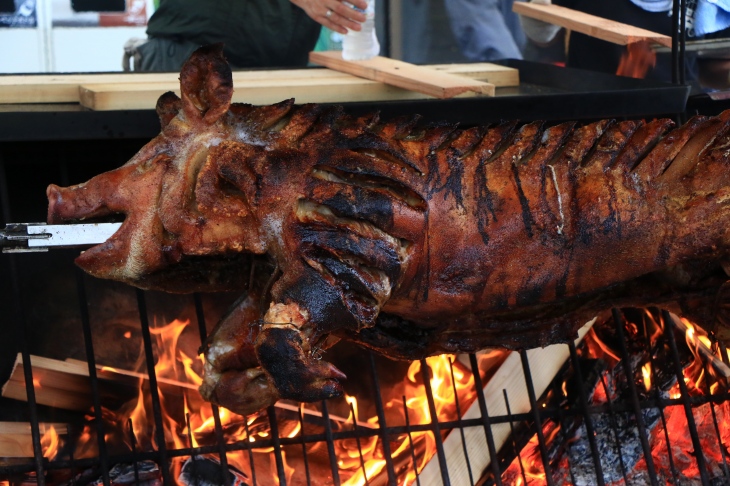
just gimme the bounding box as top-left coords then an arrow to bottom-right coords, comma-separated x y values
64,314 -> 503,484
616,41 -> 656,79
642,362 -> 652,392
41,425 -> 62,459
503,311 -> 729,485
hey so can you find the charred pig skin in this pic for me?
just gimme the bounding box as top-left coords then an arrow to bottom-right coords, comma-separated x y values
47,44 -> 730,415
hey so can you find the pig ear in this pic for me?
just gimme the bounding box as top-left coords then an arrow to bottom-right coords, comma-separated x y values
179,44 -> 233,125
156,91 -> 182,129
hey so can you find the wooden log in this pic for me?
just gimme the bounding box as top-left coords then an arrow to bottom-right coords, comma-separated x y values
0,422 -> 67,458
419,318 -> 596,485
1,354 -> 371,428
668,313 -> 730,383
1,354 -> 142,411
309,51 -> 495,98
512,2 -> 672,47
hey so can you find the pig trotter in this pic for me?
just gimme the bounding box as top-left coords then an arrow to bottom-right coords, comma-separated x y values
199,367 -> 280,417
255,325 -> 346,402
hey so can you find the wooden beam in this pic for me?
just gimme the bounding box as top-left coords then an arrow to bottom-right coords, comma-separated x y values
512,2 -> 672,47
419,318 -> 596,485
309,51 -> 495,98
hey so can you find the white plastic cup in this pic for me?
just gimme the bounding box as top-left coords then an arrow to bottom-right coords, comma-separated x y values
341,0 -> 380,61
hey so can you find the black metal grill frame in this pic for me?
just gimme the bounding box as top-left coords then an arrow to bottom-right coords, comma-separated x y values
2,265 -> 730,486
3,2 -> 729,483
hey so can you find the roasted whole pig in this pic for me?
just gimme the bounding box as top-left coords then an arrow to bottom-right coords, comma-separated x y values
47,45 -> 730,415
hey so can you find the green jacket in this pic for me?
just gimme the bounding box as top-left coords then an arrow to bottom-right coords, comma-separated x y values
146,0 -> 321,68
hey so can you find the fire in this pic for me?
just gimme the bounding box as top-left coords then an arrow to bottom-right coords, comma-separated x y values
337,353 -> 486,485
642,362 -> 652,391
503,310 -> 730,485
616,41 -> 656,79
38,308 -> 501,485
40,425 -> 62,459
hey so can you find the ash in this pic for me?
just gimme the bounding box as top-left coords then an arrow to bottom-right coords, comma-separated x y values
566,406 -> 662,485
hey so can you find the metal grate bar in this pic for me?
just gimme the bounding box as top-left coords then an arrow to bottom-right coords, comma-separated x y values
403,396 -> 421,486
503,389 -> 529,485
192,293 -> 232,486
368,352 -> 397,483
643,312 -> 680,483
297,406 -> 313,486
448,357 -> 474,485
128,418 -> 140,485
599,373 -> 630,484
468,353 -> 502,485
662,309 -> 711,485
266,405 -> 288,485
701,360 -> 730,479
242,415 -> 258,485
613,308 -> 659,486
519,350 -> 555,486
321,400 -> 341,486
0,158 -> 45,486
135,288 -> 172,485
567,340 -> 605,485
349,401 -> 370,485
420,358 -> 451,485
553,381 -> 578,485
75,269 -> 110,486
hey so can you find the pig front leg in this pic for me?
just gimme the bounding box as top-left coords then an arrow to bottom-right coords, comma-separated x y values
255,302 -> 346,402
199,294 -> 281,416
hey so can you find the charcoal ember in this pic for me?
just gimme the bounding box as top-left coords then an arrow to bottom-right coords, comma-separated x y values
61,461 -> 163,486
178,456 -> 248,486
566,406 -> 662,485
96,461 -> 161,485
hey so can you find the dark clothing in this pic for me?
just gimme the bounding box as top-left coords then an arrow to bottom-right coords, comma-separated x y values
555,0 -> 698,82
144,0 -> 321,70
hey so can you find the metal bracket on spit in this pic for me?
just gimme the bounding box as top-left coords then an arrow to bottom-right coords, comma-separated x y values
0,222 -> 122,253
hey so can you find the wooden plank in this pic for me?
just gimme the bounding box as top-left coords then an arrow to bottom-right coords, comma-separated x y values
0,423 -> 68,458
419,318 -> 596,485
309,51 -> 495,98
0,69 -> 351,105
1,354 -> 138,411
513,2 -> 672,47
79,79 -> 435,111
428,63 -> 519,87
0,63 -> 515,106
79,64 -> 512,110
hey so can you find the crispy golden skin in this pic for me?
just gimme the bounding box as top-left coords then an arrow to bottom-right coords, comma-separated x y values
47,45 -> 730,415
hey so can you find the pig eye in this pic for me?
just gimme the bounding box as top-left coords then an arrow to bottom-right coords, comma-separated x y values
137,153 -> 172,173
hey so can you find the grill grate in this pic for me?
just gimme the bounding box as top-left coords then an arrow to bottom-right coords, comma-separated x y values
2,253 -> 730,486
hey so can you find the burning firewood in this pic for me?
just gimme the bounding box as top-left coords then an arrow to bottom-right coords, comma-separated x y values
419,318 -> 596,484
0,422 -> 66,458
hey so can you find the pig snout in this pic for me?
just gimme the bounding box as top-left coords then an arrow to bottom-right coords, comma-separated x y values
46,182 -> 117,225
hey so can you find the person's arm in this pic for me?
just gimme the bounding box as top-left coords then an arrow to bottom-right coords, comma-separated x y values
290,0 -> 368,34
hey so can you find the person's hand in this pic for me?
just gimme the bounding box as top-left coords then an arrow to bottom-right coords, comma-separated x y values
519,0 -> 562,45
290,0 -> 368,35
